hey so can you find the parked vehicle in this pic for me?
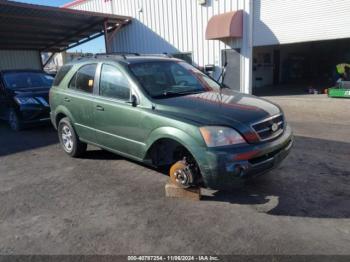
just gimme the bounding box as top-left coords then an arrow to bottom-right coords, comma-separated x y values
50,54 -> 293,189
0,70 -> 54,131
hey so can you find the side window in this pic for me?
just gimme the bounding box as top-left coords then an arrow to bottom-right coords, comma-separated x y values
53,65 -> 72,86
69,64 -> 97,94
99,64 -> 130,100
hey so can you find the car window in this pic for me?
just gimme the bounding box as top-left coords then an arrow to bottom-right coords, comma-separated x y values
99,64 -> 130,100
53,65 -> 72,86
69,64 -> 97,94
129,61 -> 221,98
171,63 -> 198,86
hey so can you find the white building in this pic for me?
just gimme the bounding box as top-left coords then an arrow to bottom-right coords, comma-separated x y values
63,0 -> 350,95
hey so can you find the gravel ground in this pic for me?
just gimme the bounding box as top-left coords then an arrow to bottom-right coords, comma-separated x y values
0,95 -> 349,255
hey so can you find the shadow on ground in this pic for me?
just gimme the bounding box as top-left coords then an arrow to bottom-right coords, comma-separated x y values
0,121 -> 57,157
70,134 -> 350,219
202,135 -> 350,219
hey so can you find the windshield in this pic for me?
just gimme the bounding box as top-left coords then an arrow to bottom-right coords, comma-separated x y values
129,61 -> 221,98
3,72 -> 54,90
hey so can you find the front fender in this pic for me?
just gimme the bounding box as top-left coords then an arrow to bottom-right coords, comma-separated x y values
145,126 -> 215,187
144,126 -> 209,169
145,126 -> 203,152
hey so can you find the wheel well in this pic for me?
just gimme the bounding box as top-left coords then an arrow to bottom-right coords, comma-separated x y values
146,138 -> 202,184
55,113 -> 67,127
146,138 -> 194,167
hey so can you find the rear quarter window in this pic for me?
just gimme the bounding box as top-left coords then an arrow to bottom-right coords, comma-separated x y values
53,65 -> 73,86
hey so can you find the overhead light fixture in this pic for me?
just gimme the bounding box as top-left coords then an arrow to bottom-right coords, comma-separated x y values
198,0 -> 206,5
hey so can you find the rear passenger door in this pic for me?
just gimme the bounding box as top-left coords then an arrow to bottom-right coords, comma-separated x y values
92,63 -> 146,159
64,63 -> 97,142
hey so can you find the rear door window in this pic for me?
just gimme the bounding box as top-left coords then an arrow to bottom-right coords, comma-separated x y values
69,64 -> 97,94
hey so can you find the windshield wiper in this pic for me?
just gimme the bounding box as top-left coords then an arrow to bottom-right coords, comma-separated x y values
153,90 -> 204,99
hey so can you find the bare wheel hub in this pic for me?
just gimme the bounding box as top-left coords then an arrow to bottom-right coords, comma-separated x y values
170,161 -> 194,188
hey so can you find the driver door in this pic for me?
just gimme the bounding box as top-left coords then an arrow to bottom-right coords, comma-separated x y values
92,63 -> 148,159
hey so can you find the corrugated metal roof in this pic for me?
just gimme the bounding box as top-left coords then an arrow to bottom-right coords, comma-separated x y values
62,0 -> 87,8
0,0 -> 132,52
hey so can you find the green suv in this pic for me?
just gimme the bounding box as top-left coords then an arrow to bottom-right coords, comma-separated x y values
50,54 -> 293,189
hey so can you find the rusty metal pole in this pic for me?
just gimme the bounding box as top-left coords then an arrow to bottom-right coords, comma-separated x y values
104,20 -> 110,53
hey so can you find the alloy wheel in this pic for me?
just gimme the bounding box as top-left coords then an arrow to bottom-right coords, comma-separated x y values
61,125 -> 74,152
9,111 -> 18,131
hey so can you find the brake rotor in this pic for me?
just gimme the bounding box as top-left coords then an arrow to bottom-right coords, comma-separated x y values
169,160 -> 194,188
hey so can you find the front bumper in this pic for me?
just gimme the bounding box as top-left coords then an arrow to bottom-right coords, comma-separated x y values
18,105 -> 51,125
196,124 -> 293,189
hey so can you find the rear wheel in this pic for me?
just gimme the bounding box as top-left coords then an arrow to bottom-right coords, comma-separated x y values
8,109 -> 22,131
58,117 -> 87,157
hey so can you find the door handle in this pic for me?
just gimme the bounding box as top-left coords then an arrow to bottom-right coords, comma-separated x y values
64,97 -> 71,102
96,105 -> 104,111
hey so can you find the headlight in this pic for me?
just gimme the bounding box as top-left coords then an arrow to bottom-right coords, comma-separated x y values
199,126 -> 246,147
14,97 -> 39,105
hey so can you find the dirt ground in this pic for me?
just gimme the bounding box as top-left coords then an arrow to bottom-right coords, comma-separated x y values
0,94 -> 349,255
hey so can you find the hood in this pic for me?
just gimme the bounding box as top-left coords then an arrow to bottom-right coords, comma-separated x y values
13,86 -> 51,95
153,89 -> 281,142
11,86 -> 50,99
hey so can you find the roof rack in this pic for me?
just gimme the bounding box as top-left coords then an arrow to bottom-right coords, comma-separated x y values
95,52 -> 140,60
142,53 -> 173,58
71,52 -> 174,62
94,52 -> 173,60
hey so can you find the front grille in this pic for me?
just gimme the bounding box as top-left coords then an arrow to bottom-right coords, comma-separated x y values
35,96 -> 49,107
252,114 -> 284,141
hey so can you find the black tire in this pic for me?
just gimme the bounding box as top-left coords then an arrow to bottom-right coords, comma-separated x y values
8,109 -> 22,131
58,117 -> 87,157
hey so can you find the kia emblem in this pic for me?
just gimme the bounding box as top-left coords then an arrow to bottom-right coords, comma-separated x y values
271,123 -> 278,132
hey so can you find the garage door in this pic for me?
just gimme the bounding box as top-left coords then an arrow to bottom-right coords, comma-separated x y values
254,0 -> 350,46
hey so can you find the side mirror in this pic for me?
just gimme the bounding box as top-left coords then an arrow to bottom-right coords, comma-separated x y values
130,94 -> 138,107
204,64 -> 215,73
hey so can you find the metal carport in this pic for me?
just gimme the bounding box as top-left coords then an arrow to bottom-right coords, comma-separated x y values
0,0 -> 131,69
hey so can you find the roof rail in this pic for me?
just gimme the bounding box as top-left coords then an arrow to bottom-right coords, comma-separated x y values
95,52 -> 140,60
140,53 -> 173,58
163,52 -> 173,58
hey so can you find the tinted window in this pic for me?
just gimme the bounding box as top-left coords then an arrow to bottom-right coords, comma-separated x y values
129,61 -> 220,98
171,63 -> 198,86
69,64 -> 97,94
53,65 -> 72,86
3,72 -> 54,90
99,64 -> 130,100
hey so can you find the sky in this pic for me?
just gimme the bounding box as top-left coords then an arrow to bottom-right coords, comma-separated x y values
14,0 -> 106,53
